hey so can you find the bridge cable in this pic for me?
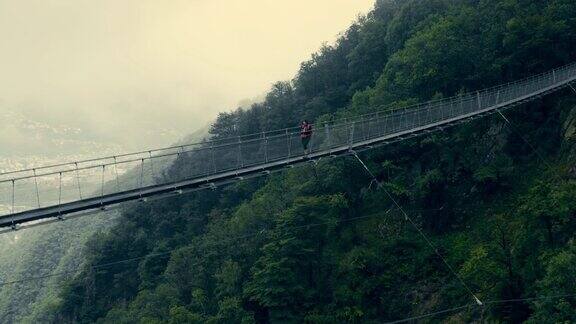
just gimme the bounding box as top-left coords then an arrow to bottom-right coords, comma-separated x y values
382,304 -> 472,324
496,110 -> 554,171
350,151 -> 484,306
383,292 -> 576,324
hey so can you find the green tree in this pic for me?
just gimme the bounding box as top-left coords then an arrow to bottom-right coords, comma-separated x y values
528,242 -> 576,323
244,195 -> 345,322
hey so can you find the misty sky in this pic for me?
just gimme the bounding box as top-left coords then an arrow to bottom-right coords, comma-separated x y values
0,0 -> 374,154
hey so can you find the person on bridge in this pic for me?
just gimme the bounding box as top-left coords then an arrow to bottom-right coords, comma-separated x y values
300,120 -> 313,154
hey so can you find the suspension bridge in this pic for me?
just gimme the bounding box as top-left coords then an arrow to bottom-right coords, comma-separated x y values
1,63 -> 576,230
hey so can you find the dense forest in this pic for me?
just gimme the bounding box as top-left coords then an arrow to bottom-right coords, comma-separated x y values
31,0 -> 576,322
0,213 -> 116,323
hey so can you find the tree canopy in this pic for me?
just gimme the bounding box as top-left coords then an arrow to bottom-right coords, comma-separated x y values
38,0 -> 576,323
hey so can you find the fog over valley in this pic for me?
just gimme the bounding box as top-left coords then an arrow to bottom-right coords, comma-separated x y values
0,0 -> 374,163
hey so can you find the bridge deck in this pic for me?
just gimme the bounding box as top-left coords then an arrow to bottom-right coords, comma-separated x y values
1,62 -> 576,228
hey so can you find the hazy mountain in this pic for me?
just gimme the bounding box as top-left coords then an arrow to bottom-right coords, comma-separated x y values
0,108 -> 123,160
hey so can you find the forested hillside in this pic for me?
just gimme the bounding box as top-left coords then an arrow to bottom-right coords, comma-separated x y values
0,124 -> 210,324
0,213 -> 116,323
47,0 -> 576,322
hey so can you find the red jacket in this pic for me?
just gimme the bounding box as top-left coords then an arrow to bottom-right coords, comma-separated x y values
300,123 -> 313,138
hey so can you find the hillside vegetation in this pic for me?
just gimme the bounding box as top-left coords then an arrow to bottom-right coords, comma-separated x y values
45,0 -> 576,322
0,212 -> 116,323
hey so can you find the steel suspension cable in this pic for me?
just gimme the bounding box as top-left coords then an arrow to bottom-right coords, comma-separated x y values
383,293 -> 576,324
351,151 -> 483,306
496,110 -> 554,170
382,304 -> 472,324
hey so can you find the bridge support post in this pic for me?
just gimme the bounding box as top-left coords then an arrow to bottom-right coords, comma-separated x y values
264,137 -> 269,163
11,180 -> 15,215
33,169 -> 40,208
113,156 -> 120,191
375,112 -> 381,136
238,137 -> 244,168
286,129 -> 292,159
348,122 -> 355,149
58,172 -> 62,207
477,91 -> 481,109
441,102 -> 444,121
210,144 -> 216,174
140,159 -> 144,187
325,123 -> 332,153
74,162 -> 83,199
362,116 -> 369,140
148,151 -> 155,180
101,165 -> 106,199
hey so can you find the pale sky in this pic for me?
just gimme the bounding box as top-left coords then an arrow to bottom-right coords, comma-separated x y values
0,0 -> 375,153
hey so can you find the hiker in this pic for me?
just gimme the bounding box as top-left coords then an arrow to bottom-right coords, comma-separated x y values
300,120 -> 313,154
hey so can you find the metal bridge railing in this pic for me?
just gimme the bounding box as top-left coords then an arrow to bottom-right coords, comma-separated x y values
1,62 -> 576,218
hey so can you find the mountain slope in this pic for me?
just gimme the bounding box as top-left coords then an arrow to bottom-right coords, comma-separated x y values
50,0 -> 576,322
